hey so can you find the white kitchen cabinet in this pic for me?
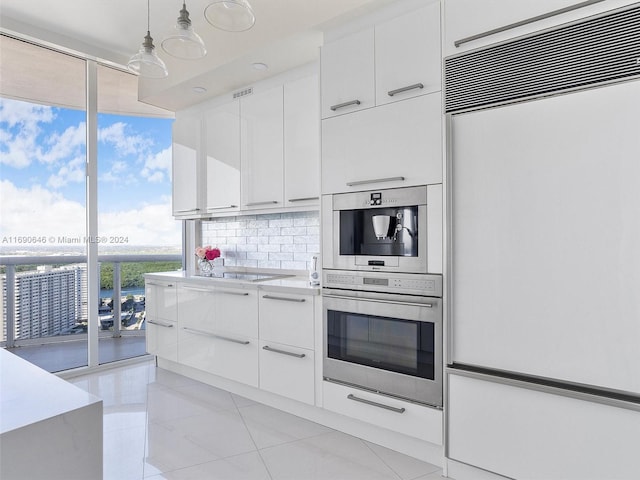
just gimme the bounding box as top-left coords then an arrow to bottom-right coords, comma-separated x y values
240,86 -> 284,210
259,340 -> 315,405
204,100 -> 241,214
375,3 -> 441,106
172,113 -> 202,218
321,92 -> 442,194
177,283 -> 259,386
442,0 -> 624,57
259,292 -> 314,349
448,373 -> 640,480
323,381 -> 442,445
145,280 -> 178,361
320,28 -> 374,119
284,75 -> 320,207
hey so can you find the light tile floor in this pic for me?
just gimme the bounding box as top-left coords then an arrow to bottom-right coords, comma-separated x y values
68,359 -> 447,480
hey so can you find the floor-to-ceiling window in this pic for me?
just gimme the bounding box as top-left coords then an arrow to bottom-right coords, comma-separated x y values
0,34 -> 180,371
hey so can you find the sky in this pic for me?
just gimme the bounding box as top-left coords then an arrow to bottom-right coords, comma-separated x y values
0,97 -> 181,250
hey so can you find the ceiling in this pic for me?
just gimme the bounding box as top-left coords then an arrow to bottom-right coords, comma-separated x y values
0,0 -> 396,111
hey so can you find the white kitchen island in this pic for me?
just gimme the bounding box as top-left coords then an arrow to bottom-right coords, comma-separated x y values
0,348 -> 103,480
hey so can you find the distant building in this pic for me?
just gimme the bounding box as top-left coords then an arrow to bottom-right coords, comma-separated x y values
1,265 -> 87,340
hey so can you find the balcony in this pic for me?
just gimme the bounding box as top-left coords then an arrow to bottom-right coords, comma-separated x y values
1,254 -> 182,373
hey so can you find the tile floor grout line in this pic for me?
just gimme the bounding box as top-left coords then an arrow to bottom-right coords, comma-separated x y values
361,439 -> 405,480
235,400 -> 276,480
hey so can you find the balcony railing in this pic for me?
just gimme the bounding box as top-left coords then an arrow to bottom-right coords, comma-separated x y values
1,254 -> 182,350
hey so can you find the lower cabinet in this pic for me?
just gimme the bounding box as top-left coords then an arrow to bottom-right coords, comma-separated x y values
448,373 -> 640,480
146,317 -> 178,362
259,340 -> 315,405
179,326 -> 259,387
323,381 -> 443,445
145,280 -> 178,362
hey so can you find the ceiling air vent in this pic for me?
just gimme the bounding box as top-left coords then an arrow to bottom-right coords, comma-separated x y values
233,87 -> 253,99
444,3 -> 640,113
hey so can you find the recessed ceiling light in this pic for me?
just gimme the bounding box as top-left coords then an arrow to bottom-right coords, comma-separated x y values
252,62 -> 268,71
192,86 -> 207,93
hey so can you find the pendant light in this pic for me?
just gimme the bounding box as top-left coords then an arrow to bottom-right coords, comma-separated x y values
204,0 -> 255,32
161,2 -> 207,59
127,0 -> 168,79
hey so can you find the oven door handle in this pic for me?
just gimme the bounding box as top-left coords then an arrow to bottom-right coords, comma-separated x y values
347,394 -> 406,414
323,293 -> 434,309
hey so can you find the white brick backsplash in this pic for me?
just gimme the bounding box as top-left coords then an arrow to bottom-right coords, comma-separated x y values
202,211 -> 319,271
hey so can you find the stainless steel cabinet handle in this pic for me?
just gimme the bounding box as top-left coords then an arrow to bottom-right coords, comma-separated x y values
217,290 -> 250,296
454,0 -> 604,47
146,282 -> 174,288
148,320 -> 174,328
330,99 -> 361,111
346,176 -> 405,187
182,327 -> 250,345
262,295 -> 306,303
182,285 -> 214,293
206,205 -> 237,211
262,345 -> 306,358
347,394 -> 406,414
245,201 -> 278,207
288,197 -> 320,203
388,83 -> 424,97
175,208 -> 201,213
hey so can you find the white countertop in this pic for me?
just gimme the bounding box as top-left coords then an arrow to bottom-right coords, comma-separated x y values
0,349 -> 102,434
145,270 -> 321,295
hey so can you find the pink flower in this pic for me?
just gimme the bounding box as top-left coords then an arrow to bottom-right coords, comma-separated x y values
205,247 -> 220,261
195,246 -> 221,261
195,247 -> 207,259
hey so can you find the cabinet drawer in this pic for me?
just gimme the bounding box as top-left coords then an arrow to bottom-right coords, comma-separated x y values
259,341 -> 315,405
178,326 -> 258,387
323,381 -> 442,445
259,293 -> 314,349
178,284 -> 258,338
146,318 -> 177,362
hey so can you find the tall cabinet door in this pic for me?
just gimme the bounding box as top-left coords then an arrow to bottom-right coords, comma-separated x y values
205,101 -> 241,214
172,113 -> 202,218
284,75 -> 320,207
375,3 -> 441,106
241,86 -> 284,210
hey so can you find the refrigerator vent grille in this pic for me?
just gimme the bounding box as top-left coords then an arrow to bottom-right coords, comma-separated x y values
232,87 -> 253,99
444,4 -> 640,112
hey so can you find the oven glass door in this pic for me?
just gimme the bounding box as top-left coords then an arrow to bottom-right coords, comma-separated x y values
327,310 -> 435,380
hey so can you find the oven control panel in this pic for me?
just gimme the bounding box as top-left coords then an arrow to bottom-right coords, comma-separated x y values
324,270 -> 441,297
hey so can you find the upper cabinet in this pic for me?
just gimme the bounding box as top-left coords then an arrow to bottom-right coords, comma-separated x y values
321,3 -> 441,119
321,28 -> 375,119
284,75 -> 320,207
241,86 -> 285,210
204,101 -> 241,215
375,2 -> 441,106
442,0 -> 621,57
172,113 -> 201,218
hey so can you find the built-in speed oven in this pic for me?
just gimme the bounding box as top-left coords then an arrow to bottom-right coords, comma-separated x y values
323,270 -> 443,408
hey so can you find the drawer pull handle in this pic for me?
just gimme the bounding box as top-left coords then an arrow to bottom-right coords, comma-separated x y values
182,286 -> 213,292
330,99 -> 361,111
262,295 -> 305,303
206,205 -> 237,211
288,196 -> 319,203
175,208 -> 201,213
347,394 -> 406,414
262,345 -> 306,358
245,201 -> 278,207
218,290 -> 250,296
388,83 -> 424,97
346,176 -> 405,187
147,282 -> 174,288
183,327 -> 250,345
454,0 -> 604,47
148,320 -> 174,328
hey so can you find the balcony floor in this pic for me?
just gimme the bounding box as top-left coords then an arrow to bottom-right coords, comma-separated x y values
6,335 -> 147,373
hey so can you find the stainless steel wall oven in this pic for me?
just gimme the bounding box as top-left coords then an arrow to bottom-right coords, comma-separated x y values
323,270 -> 443,407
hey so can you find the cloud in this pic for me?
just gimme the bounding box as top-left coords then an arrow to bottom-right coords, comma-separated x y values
98,122 -> 152,156
39,122 -> 86,164
0,98 -> 55,168
0,180 -> 181,247
141,146 -> 172,183
47,155 -> 86,188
